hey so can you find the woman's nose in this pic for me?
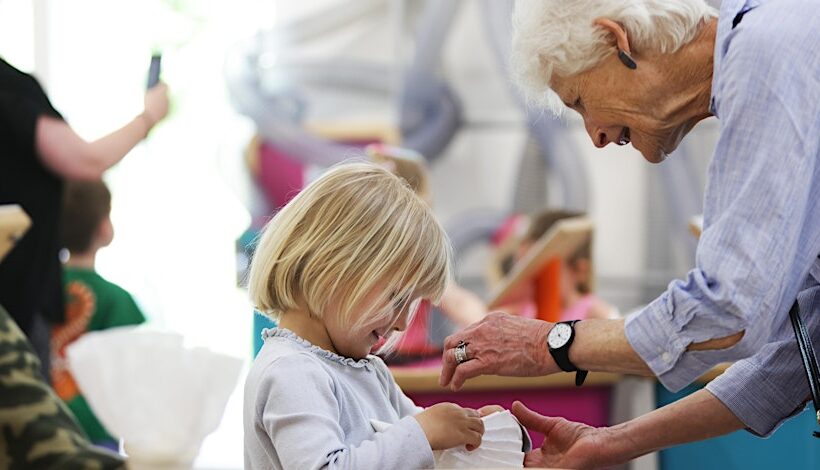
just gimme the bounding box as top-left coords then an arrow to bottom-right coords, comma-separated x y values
585,122 -> 616,148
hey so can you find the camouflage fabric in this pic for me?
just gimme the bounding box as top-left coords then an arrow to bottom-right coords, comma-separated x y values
0,304 -> 124,469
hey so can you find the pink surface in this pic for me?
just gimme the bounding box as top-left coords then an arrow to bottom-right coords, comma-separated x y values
257,141 -> 305,210
560,294 -> 597,322
255,138 -> 384,211
396,301 -> 441,356
405,386 -> 610,446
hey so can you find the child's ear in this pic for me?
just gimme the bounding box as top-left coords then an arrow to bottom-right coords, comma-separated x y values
94,216 -> 115,248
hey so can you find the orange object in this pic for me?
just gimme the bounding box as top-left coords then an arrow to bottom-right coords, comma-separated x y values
534,257 -> 562,322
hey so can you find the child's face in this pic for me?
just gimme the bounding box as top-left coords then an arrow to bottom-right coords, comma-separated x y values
324,288 -> 420,359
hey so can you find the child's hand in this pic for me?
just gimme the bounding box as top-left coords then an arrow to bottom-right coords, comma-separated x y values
478,405 -> 505,416
414,402 -> 484,451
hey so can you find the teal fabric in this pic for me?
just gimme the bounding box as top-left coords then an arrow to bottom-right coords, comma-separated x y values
253,311 -> 276,357
657,383 -> 820,469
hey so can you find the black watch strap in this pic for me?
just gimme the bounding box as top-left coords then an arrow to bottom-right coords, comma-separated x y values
549,320 -> 588,387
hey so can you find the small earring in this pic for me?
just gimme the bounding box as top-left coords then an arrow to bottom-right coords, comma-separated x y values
618,50 -> 637,70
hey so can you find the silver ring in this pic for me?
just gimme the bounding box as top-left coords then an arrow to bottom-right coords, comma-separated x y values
455,340 -> 469,364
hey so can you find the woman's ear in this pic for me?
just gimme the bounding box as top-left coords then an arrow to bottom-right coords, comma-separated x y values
593,18 -> 632,54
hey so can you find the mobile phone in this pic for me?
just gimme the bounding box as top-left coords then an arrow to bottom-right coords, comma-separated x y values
147,54 -> 162,89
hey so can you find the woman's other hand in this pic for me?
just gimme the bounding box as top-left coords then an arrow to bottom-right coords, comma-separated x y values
512,401 -> 608,469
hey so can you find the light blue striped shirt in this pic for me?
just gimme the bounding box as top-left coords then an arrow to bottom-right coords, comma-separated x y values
625,0 -> 820,436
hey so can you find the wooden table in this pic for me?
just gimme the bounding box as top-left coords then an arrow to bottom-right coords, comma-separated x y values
392,365 -> 621,393
392,363 -> 620,446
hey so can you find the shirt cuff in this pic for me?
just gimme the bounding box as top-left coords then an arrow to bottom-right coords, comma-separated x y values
625,296 -> 752,392
625,298 -> 693,391
393,415 -> 435,468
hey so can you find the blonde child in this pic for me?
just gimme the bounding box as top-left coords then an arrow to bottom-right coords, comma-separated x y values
244,162 -> 488,469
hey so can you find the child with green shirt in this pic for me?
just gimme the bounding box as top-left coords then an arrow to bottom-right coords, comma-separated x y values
51,180 -> 145,450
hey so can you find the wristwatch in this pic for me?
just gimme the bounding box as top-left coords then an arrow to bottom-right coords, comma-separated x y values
547,320 -> 588,387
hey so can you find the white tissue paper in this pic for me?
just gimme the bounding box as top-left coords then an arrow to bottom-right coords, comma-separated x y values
371,410 -> 531,468
66,327 -> 243,469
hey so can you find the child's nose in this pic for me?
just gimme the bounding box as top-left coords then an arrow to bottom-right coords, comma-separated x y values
392,312 -> 410,332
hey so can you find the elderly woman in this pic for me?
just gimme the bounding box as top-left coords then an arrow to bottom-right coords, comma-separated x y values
440,0 -> 820,467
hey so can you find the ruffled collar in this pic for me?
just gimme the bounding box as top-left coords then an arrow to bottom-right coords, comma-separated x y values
262,327 -> 373,370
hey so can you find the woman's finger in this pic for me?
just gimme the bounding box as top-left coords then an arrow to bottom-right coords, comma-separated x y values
449,357 -> 487,391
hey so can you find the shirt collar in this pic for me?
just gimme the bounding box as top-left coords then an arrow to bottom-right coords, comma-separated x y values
711,0 -> 760,116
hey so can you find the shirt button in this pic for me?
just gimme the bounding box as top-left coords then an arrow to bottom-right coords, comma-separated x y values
662,352 -> 672,363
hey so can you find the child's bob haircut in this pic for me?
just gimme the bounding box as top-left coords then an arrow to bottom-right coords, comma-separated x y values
248,161 -> 452,334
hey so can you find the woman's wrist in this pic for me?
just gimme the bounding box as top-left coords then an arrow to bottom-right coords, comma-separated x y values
136,111 -> 155,138
570,319 -> 653,376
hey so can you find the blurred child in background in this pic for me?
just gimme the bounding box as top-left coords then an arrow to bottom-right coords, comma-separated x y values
492,209 -> 616,321
51,180 -> 146,450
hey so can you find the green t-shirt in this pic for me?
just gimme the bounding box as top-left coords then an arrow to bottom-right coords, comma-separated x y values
51,267 -> 146,444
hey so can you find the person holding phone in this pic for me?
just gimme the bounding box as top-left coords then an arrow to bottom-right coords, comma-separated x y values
0,55 -> 169,378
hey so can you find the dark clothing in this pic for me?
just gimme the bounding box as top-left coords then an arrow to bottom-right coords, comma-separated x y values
0,303 -> 124,469
0,57 -> 65,335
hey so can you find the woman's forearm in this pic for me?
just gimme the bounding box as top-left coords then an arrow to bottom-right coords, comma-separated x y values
569,318 -> 745,376
602,389 -> 744,464
87,113 -> 152,168
36,114 -> 151,180
571,319 -> 654,375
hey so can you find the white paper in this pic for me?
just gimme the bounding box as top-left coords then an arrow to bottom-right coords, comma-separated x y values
66,327 -> 243,467
371,410 -> 529,468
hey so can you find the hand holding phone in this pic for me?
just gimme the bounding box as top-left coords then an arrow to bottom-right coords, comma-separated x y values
147,54 -> 162,89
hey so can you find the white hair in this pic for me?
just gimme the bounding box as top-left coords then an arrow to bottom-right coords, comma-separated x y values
511,0 -> 717,113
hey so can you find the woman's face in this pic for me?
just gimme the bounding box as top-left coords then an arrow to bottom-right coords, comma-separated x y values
551,53 -> 700,164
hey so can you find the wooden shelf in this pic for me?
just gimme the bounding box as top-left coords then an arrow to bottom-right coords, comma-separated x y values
391,362 -> 730,392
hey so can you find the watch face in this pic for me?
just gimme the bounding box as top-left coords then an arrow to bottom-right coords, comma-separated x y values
548,323 -> 572,349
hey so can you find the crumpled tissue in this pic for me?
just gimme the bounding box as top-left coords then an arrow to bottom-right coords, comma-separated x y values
371,410 -> 531,468
66,327 -> 243,469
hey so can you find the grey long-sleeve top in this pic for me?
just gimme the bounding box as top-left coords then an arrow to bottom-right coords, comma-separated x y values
244,328 -> 435,469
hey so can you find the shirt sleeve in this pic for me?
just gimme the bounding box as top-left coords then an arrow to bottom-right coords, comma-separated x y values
371,356 -> 425,417
107,287 -> 146,328
255,356 -> 434,470
0,62 -> 63,157
706,280 -> 820,436
625,22 -> 820,391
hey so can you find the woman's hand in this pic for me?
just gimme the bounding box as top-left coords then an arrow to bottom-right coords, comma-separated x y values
439,312 -> 559,390
414,403 -> 484,451
512,401 -> 609,469
142,82 -> 170,128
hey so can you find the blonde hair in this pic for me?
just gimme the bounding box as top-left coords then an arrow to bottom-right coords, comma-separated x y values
366,144 -> 432,204
510,0 -> 717,113
248,161 -> 452,338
